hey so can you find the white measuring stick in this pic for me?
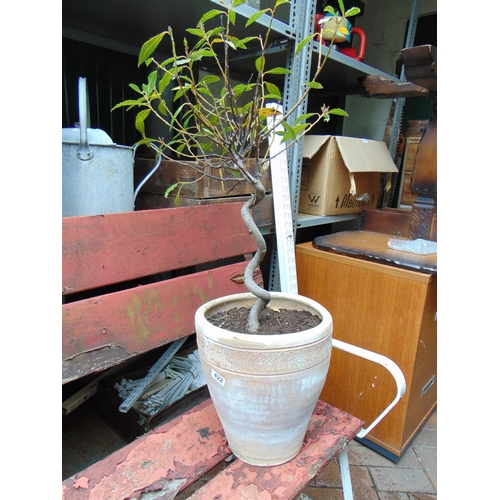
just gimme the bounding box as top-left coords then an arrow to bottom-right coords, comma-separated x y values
266,103 -> 298,294
119,337 -> 187,413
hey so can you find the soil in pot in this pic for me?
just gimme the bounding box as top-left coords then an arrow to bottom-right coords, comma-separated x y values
208,306 -> 322,334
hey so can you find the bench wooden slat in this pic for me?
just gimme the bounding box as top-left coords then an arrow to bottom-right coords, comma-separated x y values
186,400 -> 363,499
62,399 -> 363,500
62,398 -> 231,500
63,261 -> 261,383
62,203 -> 256,295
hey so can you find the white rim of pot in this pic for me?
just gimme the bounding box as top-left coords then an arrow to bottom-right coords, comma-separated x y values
195,291 -> 333,349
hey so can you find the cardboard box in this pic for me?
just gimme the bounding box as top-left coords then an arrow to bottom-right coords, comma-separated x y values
299,136 -> 398,216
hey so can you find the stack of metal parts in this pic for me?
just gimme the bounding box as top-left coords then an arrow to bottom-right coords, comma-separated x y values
115,350 -> 205,416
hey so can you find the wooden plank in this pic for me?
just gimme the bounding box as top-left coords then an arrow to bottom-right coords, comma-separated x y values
62,358 -> 136,415
61,399 -> 363,500
134,193 -> 275,228
63,261 -> 262,383
134,157 -> 272,198
61,399 -> 231,500
361,209 -> 411,237
186,400 -> 363,499
62,203 -> 257,295
401,45 -> 437,67
401,45 -> 437,91
312,231 -> 437,275
429,214 -> 437,242
363,75 -> 429,99
297,241 -> 433,282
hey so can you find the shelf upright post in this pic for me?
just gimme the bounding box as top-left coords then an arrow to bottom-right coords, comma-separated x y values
383,0 -> 421,208
388,0 -> 421,159
268,0 -> 316,291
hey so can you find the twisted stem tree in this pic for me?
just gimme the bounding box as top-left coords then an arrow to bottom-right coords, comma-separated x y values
113,0 -> 359,332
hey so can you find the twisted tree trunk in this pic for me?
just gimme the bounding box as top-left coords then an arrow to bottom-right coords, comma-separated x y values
240,175 -> 271,333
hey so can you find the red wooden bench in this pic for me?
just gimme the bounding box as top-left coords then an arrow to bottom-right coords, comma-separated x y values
62,202 -> 390,499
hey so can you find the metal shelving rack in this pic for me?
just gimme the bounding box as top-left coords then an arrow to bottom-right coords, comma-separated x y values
218,0 -> 403,290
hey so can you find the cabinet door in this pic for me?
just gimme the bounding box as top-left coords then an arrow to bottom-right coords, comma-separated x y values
296,246 -> 433,455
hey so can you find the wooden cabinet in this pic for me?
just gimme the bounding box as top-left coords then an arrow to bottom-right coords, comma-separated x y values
295,241 -> 437,461
398,119 -> 430,207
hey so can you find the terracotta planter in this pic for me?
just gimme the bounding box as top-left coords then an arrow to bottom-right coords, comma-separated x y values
195,292 -> 333,466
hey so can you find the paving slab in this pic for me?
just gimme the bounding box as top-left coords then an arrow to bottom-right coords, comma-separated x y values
378,493 -> 410,499
309,462 -> 379,500
369,466 -> 436,494
413,446 -> 437,490
411,428 -> 437,448
349,441 -> 422,468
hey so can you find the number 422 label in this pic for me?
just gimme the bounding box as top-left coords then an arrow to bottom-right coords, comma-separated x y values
211,369 -> 225,387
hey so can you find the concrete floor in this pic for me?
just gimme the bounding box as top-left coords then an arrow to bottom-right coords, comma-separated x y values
62,399 -> 436,499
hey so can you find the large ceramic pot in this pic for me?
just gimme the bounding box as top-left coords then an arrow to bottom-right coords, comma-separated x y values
195,292 -> 333,466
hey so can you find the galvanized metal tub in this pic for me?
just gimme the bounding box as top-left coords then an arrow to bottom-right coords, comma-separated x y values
62,77 -> 135,217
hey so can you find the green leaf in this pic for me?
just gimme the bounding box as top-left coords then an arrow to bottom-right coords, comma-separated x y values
164,183 -> 179,198
111,99 -> 141,111
173,86 -> 186,101
264,82 -> 281,99
199,9 -> 224,24
227,168 -> 242,179
158,100 -> 168,116
233,83 -> 256,96
345,7 -> 361,17
135,137 -> 156,147
294,113 -> 315,124
255,55 -> 265,72
245,9 -> 268,27
199,74 -> 220,86
135,109 -> 150,135
138,32 -> 167,66
295,34 -> 315,57
240,101 -> 254,115
266,67 -> 292,75
304,81 -> 323,89
190,49 -> 217,61
129,83 -> 142,94
170,103 -> 186,129
291,123 -> 309,135
174,186 -> 182,206
159,56 -> 177,68
232,0 -> 246,7
228,9 -> 236,25
280,120 -> 296,142
328,108 -> 349,117
275,0 -> 289,6
146,71 -> 157,94
234,36 -> 257,49
186,28 -> 205,38
158,71 -> 174,93
206,26 -> 223,38
338,0 -> 345,15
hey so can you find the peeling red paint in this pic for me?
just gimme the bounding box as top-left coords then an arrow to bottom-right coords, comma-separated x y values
187,400 -> 363,499
62,400 -> 362,500
62,399 -> 231,499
